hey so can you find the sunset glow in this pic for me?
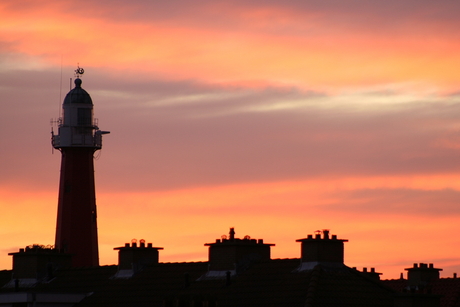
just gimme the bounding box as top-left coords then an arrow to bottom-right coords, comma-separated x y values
1,0 -> 460,279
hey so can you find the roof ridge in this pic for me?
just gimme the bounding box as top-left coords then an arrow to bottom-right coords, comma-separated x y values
57,265 -> 117,271
304,264 -> 322,307
347,266 -> 397,293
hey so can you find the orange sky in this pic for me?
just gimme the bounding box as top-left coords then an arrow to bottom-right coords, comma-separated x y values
1,0 -> 460,279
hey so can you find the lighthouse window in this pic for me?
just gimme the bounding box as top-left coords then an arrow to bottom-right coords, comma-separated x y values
77,108 -> 92,126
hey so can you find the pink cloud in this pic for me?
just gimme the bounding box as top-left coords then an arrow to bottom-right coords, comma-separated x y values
1,0 -> 460,279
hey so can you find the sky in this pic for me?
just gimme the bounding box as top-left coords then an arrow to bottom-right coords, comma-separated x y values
1,0 -> 460,279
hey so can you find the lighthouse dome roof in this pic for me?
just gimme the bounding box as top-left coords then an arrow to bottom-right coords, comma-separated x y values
63,78 -> 93,105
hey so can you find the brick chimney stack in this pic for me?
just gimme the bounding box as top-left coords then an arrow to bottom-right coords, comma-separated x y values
405,263 -> 442,286
113,239 -> 163,278
7,245 -> 72,288
296,229 -> 348,267
204,228 -> 275,273
359,267 -> 382,280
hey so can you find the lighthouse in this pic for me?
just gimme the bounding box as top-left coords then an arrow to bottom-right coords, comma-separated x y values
51,68 -> 109,267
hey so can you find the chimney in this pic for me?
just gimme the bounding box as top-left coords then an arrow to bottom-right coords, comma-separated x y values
204,228 -> 275,272
405,263 -> 442,286
113,239 -> 163,278
296,229 -> 348,265
7,245 -> 72,287
360,267 -> 382,280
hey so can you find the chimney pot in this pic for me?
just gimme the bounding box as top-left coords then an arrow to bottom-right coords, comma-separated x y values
125,243 -> 129,247
132,242 -> 137,248
454,273 -> 457,279
147,243 -> 153,248
315,234 -> 321,239
307,235 -> 313,239
371,268 -> 375,273
331,235 -> 337,240
363,267 -> 367,272
413,263 -> 418,268
258,239 -> 264,244
323,229 -> 330,239
229,228 -> 235,240
429,263 -> 433,269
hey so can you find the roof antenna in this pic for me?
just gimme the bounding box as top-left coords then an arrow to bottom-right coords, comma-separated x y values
58,55 -> 63,117
52,55 -> 63,155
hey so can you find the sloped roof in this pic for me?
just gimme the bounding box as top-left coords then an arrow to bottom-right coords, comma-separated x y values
0,259 -> 399,307
384,277 -> 460,307
76,261 -> 209,307
35,265 -> 119,294
208,259 -> 395,307
42,259 -> 396,306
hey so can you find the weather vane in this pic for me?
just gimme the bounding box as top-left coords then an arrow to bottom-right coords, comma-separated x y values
74,63 -> 85,78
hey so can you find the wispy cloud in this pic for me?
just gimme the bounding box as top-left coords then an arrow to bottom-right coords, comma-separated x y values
1,0 -> 460,277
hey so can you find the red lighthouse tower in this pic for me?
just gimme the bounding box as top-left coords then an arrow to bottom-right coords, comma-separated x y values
51,68 -> 109,267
